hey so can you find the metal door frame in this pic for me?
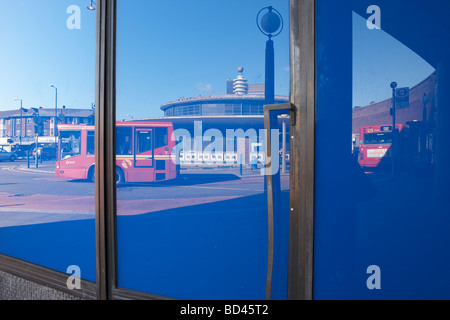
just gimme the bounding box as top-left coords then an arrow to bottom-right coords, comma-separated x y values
95,0 -> 316,300
287,0 -> 316,300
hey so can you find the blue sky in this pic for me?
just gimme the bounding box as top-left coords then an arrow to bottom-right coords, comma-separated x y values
352,11 -> 435,107
115,0 -> 290,119
0,0 -> 290,120
0,0 -> 96,112
0,1 -> 435,119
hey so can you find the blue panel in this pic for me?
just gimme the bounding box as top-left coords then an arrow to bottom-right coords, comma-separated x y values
117,195 -> 268,300
0,220 -> 96,282
315,0 -> 450,299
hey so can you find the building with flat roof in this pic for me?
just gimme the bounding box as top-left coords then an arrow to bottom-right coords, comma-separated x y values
139,67 -> 290,167
160,67 -> 288,117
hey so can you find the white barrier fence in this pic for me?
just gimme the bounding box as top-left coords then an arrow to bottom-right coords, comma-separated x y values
178,151 -> 266,165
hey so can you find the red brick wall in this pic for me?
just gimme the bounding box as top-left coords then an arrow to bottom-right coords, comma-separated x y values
352,72 -> 437,134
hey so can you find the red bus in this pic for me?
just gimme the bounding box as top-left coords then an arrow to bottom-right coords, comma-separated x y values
56,121 -> 177,183
359,124 -> 403,168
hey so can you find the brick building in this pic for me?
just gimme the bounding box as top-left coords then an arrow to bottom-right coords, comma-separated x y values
0,107 -> 95,147
352,71 -> 437,144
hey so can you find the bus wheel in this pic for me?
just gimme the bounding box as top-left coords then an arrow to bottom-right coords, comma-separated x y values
116,167 -> 125,184
88,166 -> 95,183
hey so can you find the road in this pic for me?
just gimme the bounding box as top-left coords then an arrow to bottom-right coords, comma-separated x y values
0,159 -> 290,226
0,158 -> 291,286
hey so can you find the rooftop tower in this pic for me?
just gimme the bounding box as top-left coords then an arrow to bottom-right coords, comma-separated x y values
233,67 -> 248,95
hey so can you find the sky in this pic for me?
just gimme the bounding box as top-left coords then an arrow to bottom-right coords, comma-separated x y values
0,0 -> 96,112
115,0 -> 290,119
0,1 -> 436,120
352,11 -> 435,107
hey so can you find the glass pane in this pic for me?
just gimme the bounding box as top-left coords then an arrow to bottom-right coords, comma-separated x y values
136,131 -> 152,154
265,109 -> 291,299
116,0 -> 290,299
0,1 -> 96,283
315,0 -> 450,299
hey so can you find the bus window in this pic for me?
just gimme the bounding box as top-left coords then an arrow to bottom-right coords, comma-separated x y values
364,132 -> 392,145
136,130 -> 152,154
60,131 -> 81,160
154,127 -> 168,149
87,131 -> 95,155
117,127 -> 132,155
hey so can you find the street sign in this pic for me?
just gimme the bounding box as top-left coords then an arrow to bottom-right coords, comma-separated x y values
37,136 -> 58,144
395,87 -> 410,109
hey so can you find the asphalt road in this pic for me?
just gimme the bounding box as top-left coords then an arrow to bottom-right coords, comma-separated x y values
0,159 -> 292,293
0,159 -> 290,226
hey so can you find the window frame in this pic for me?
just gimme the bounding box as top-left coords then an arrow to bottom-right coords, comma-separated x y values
0,0 -> 316,301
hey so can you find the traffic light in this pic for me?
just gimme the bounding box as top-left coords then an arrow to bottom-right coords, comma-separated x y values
33,115 -> 44,136
33,124 -> 43,136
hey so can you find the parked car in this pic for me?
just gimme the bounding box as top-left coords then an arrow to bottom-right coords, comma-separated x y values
0,148 -> 18,162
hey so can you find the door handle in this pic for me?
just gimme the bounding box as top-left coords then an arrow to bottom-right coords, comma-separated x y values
264,103 -> 295,300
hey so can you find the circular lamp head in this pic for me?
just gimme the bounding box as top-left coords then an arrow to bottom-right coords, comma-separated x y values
257,6 -> 283,38
261,10 -> 281,34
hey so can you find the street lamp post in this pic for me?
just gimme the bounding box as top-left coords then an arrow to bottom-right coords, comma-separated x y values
50,85 -> 58,157
257,6 -> 284,301
257,6 -> 283,106
390,81 -> 398,179
50,85 -> 58,139
14,98 -> 23,147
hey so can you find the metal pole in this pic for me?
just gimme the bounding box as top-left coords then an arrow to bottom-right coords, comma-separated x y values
265,38 -> 275,105
54,87 -> 58,138
391,82 -> 397,179
282,119 -> 286,174
240,154 -> 243,176
392,87 -> 396,179
34,135 -> 37,168
20,100 -> 22,147
392,88 -> 396,134
51,85 -> 58,155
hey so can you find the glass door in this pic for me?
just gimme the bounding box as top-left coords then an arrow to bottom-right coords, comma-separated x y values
114,0 -> 292,300
134,128 -> 153,168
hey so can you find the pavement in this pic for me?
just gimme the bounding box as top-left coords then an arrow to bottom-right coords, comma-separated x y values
1,160 -> 289,227
12,160 -> 284,178
13,160 -> 55,175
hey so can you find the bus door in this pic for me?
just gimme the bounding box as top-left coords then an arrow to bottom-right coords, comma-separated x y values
134,128 -> 153,168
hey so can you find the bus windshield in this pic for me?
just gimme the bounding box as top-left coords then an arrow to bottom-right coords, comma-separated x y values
60,131 -> 81,160
363,132 -> 392,145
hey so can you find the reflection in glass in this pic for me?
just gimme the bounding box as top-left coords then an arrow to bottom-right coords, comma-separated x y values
0,1 -> 96,282
314,1 -> 450,299
116,0 -> 289,299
